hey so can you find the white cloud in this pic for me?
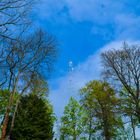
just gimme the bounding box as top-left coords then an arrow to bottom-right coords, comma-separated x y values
49,40 -> 139,117
36,0 -> 140,40
37,0 -> 124,24
115,14 -> 140,39
65,0 -> 124,24
49,40 -> 140,139
34,1 -> 140,136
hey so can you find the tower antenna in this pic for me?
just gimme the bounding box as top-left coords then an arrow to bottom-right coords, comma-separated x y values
68,60 -> 74,92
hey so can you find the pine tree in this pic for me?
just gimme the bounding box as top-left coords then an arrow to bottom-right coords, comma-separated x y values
11,94 -> 55,140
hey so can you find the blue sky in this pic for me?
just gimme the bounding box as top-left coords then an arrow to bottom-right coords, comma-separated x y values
32,0 -> 140,135
32,0 -> 140,119
33,0 -> 140,77
32,0 -> 140,112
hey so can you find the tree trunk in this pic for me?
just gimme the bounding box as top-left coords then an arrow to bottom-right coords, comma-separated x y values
103,118 -> 110,140
130,115 -> 136,140
0,95 -> 13,140
104,128 -> 110,140
0,74 -> 19,140
0,108 -> 10,140
73,135 -> 76,140
9,99 -> 20,135
1,96 -> 13,140
136,108 -> 140,124
88,130 -> 92,140
9,84 -> 29,135
73,129 -> 77,140
88,115 -> 92,140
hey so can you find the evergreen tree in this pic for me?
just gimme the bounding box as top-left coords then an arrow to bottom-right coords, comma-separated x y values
11,94 -> 55,140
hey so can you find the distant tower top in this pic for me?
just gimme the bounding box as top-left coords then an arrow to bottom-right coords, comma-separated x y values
68,61 -> 74,72
68,60 -> 74,92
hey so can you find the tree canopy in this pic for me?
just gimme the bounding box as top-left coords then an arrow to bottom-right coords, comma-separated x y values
80,80 -> 123,140
60,97 -> 84,140
11,94 -> 55,140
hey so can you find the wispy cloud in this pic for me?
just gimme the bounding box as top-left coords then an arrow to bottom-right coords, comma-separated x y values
49,40 -> 140,117
35,0 -> 140,116
34,2 -> 140,136
65,0 -> 124,24
36,0 -> 140,40
115,14 -> 140,39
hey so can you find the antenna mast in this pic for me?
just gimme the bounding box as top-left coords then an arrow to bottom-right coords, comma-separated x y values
68,60 -> 74,92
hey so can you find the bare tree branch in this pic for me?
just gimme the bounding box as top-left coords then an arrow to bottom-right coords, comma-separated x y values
101,43 -> 140,123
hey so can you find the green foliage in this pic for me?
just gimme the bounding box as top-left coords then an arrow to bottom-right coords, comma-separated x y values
116,125 -> 133,140
11,94 -> 55,140
80,80 -> 123,140
0,90 -> 18,118
60,97 -> 84,140
0,90 -> 18,138
120,88 -> 138,124
119,88 -> 138,140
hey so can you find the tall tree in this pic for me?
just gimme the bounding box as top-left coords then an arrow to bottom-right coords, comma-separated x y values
101,43 -> 140,123
11,94 -> 55,140
79,99 -> 95,140
0,29 -> 57,140
80,80 -> 123,140
60,97 -> 84,140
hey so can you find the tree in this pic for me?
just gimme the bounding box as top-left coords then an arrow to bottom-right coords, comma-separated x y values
80,101 -> 95,140
0,90 -> 18,138
60,97 -> 84,140
0,0 -> 35,41
9,76 -> 49,137
101,43 -> 140,123
116,125 -> 133,140
0,90 -> 18,120
119,88 -> 138,140
0,29 -> 57,140
11,94 -> 55,140
80,80 -> 123,140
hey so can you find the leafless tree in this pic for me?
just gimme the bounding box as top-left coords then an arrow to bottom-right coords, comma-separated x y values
0,29 -> 57,140
101,43 -> 140,124
0,0 -> 35,41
